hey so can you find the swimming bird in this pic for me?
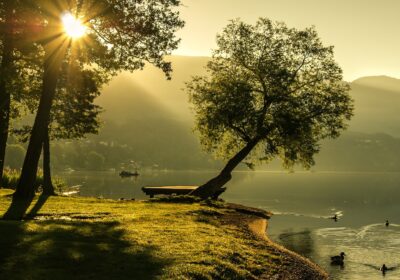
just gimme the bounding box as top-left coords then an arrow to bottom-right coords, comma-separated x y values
381,264 -> 388,274
331,252 -> 346,265
385,220 -> 389,227
329,214 -> 338,222
362,263 -> 398,274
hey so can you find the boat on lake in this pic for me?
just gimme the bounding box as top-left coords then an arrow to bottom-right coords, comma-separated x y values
119,170 -> 139,177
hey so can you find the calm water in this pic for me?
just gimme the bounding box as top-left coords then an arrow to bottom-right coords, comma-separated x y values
57,170 -> 400,280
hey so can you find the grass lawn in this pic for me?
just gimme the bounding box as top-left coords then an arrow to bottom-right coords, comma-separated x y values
0,189 -> 289,280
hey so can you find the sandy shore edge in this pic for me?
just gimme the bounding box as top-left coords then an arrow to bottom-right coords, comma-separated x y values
224,203 -> 329,280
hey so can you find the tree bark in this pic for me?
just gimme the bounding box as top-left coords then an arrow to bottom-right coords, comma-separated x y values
191,138 -> 261,199
13,24 -> 66,199
42,126 -> 55,195
0,0 -> 14,185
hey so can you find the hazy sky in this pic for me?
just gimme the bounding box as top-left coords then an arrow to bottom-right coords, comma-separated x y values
174,0 -> 400,81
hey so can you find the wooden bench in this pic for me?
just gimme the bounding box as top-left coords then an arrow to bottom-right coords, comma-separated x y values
141,185 -> 227,199
141,186 -> 198,198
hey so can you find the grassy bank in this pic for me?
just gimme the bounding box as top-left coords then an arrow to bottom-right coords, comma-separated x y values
1,169 -> 66,191
0,189 -> 327,279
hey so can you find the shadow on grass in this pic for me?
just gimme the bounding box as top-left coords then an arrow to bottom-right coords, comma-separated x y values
26,194 -> 50,218
2,194 -> 49,220
2,196 -> 34,220
0,220 -> 171,280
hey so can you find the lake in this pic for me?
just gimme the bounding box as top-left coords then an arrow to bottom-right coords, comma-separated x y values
57,170 -> 400,280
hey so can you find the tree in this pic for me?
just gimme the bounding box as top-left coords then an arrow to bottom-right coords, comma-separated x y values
0,0 -> 44,184
13,59 -> 105,195
186,18 -> 354,199
14,0 -> 184,199
0,0 -> 15,182
42,61 -> 105,195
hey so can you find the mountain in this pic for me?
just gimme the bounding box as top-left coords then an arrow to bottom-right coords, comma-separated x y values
89,58 -> 400,171
97,56 -> 209,125
87,56 -> 215,170
6,56 -> 400,171
350,76 -> 400,137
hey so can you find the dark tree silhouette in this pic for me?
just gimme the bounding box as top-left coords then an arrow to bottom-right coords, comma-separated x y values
13,54 -> 108,195
41,62 -> 105,195
186,18 -> 354,199
0,0 -> 43,184
14,0 -> 184,199
0,0 -> 15,183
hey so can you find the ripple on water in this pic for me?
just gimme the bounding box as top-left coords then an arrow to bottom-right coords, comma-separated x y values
314,223 -> 400,280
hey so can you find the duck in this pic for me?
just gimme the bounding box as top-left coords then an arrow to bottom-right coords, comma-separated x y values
385,220 -> 389,227
381,264 -> 388,274
329,214 -> 338,222
331,252 -> 346,265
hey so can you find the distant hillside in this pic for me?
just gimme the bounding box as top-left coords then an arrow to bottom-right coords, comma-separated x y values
90,57 -> 400,171
89,56 -> 216,170
97,56 -> 209,125
97,57 -> 400,139
314,131 -> 400,172
350,76 -> 400,137
6,56 -> 400,171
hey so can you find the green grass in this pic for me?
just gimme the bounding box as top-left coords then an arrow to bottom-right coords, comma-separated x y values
0,189 -> 284,280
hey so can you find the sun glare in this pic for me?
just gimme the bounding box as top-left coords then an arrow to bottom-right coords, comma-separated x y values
62,13 -> 87,39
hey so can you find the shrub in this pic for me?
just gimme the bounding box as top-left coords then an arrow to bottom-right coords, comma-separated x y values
1,168 -> 67,192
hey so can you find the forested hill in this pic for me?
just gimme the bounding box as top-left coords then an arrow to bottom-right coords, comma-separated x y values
350,76 -> 400,137
6,56 -> 400,171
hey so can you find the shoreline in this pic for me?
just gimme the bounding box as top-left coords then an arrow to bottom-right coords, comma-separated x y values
223,203 -> 328,280
0,189 -> 328,279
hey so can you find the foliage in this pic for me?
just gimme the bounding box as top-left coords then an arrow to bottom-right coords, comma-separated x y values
4,144 -> 25,169
51,62 -> 105,140
28,0 -> 185,77
0,168 -> 20,189
187,18 -> 354,170
86,151 -> 106,170
0,1 -> 45,121
1,168 -> 66,191
12,60 -> 106,143
12,0 -> 185,197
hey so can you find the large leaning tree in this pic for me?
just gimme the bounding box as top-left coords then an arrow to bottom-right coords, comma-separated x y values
14,0 -> 184,199
186,18 -> 354,199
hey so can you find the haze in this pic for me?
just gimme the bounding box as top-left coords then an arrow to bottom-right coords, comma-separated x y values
175,0 -> 400,81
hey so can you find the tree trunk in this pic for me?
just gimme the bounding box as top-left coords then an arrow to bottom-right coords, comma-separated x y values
0,0 -> 14,185
42,126 -> 55,195
191,138 -> 261,199
13,26 -> 66,199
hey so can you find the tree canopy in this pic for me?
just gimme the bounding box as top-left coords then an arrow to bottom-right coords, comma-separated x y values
187,18 -> 354,198
12,0 -> 184,199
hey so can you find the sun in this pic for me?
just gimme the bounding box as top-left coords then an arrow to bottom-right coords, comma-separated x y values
61,12 -> 87,39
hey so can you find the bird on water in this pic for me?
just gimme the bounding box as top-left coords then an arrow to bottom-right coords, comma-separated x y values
331,252 -> 346,265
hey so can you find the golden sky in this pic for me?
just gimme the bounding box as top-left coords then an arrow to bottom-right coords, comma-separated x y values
174,0 -> 400,81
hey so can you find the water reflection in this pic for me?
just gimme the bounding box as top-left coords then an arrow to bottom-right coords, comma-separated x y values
278,229 -> 314,257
